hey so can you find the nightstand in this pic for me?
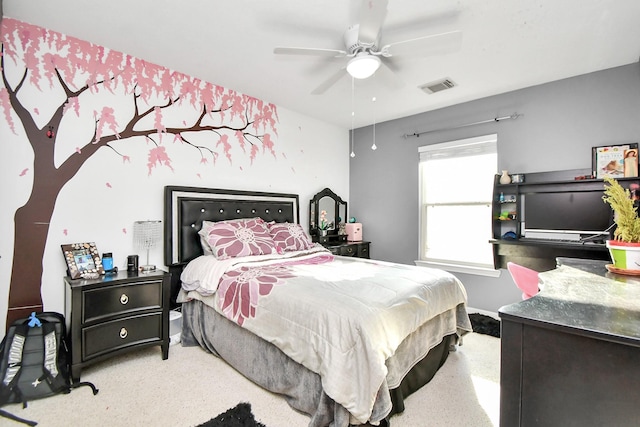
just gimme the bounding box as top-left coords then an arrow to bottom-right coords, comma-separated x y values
64,270 -> 171,382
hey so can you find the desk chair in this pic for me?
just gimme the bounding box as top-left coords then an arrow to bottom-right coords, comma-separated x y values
507,262 -> 540,300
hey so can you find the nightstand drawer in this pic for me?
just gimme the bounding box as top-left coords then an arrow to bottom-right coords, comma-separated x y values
82,312 -> 162,360
83,280 -> 162,323
323,242 -> 371,259
327,246 -> 340,255
340,244 -> 357,257
357,243 -> 370,258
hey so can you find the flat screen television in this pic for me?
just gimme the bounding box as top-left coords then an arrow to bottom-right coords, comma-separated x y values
522,190 -> 613,241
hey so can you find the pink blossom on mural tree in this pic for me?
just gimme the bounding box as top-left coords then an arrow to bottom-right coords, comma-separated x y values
0,18 -> 279,325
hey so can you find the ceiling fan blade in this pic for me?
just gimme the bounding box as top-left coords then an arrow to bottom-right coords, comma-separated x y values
357,0 -> 389,45
274,47 -> 347,57
382,30 -> 462,57
311,67 -> 347,95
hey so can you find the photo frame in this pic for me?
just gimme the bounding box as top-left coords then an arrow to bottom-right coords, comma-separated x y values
592,143 -> 639,179
623,147 -> 639,178
61,242 -> 104,279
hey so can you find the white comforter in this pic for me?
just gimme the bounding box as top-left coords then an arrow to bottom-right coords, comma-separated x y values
180,247 -> 469,424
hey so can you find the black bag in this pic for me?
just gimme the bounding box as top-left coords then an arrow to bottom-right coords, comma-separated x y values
0,312 -> 99,426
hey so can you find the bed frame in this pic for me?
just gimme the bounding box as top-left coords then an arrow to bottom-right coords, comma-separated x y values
163,185 -> 456,426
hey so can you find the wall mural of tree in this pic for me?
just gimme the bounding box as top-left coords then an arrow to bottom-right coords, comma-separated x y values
0,18 -> 279,325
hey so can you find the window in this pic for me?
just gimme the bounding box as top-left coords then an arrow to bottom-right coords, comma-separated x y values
417,134 -> 498,276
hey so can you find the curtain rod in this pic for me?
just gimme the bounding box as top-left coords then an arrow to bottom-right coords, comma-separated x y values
403,112 -> 522,138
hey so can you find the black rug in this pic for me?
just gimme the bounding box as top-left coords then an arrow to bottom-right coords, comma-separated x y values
196,402 -> 266,427
469,313 -> 500,338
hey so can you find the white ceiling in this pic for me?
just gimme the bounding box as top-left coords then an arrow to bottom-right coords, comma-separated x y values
4,0 -> 640,129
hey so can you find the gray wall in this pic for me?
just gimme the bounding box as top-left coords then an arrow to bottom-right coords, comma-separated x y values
349,62 -> 640,312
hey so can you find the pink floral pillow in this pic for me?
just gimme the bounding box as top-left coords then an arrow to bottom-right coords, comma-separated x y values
268,222 -> 312,252
199,218 -> 278,260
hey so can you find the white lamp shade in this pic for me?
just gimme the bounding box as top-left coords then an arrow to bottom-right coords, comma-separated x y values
133,220 -> 162,270
346,54 -> 381,79
133,220 -> 162,250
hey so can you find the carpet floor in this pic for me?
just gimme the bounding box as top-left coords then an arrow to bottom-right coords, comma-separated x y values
1,332 -> 500,426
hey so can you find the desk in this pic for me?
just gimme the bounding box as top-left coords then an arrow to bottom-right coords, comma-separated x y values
499,259 -> 640,426
491,238 -> 608,271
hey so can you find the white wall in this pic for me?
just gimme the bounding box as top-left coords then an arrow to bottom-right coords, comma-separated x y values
0,19 -> 348,333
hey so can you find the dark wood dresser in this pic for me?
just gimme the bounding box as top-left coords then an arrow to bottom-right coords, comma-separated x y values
499,258 -> 640,426
324,241 -> 370,259
64,270 -> 171,381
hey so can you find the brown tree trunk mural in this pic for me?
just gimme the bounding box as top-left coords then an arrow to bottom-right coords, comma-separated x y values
1,19 -> 279,327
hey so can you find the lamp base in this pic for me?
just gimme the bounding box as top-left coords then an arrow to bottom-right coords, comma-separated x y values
140,264 -> 156,273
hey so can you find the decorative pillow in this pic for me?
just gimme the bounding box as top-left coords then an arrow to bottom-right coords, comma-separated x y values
199,235 -> 214,256
198,221 -> 215,256
199,218 -> 278,260
268,222 -> 313,252
199,218 -> 258,255
198,219 -> 243,256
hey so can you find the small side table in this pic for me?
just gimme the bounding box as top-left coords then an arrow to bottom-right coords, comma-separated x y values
64,270 -> 171,382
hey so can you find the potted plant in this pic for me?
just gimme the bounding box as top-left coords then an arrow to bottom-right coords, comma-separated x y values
319,210 -> 329,236
602,176 -> 640,271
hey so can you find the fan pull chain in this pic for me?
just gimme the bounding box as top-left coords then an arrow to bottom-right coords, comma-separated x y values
350,76 -> 355,158
371,96 -> 377,151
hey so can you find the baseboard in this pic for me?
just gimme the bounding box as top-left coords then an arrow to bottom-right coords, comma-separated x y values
466,307 -> 499,319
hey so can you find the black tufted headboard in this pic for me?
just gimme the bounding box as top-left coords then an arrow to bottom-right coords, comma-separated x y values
163,186 -> 300,307
164,186 -> 299,267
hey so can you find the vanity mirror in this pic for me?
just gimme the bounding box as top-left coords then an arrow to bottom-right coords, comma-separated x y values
309,188 -> 347,244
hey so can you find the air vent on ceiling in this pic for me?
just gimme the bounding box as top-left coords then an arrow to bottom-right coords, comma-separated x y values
420,78 -> 456,94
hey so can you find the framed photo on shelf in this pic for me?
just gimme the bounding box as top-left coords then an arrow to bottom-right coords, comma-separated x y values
592,143 -> 639,179
624,146 -> 639,178
61,242 -> 104,279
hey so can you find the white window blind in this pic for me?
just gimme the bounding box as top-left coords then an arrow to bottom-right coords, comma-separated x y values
418,134 -> 498,275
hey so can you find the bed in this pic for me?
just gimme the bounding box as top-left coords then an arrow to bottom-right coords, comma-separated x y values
163,186 -> 472,427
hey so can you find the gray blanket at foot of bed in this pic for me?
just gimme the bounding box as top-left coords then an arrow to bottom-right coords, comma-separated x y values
181,299 -> 465,426
181,299 -> 393,426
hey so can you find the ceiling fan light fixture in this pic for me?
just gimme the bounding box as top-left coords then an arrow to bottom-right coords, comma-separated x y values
346,54 -> 381,79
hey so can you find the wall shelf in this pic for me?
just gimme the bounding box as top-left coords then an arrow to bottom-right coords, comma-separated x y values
490,169 -> 639,271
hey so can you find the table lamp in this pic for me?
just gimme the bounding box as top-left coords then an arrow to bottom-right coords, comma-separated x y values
133,220 -> 162,273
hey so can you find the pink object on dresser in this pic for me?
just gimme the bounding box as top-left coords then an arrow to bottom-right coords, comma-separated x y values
346,223 -> 362,241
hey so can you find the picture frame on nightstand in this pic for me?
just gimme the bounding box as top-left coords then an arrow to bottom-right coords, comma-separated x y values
61,242 -> 104,279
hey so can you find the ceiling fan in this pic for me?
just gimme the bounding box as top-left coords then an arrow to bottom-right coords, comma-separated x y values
273,0 -> 461,94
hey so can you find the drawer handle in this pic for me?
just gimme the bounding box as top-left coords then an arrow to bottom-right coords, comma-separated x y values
120,293 -> 129,305
119,328 -> 128,339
